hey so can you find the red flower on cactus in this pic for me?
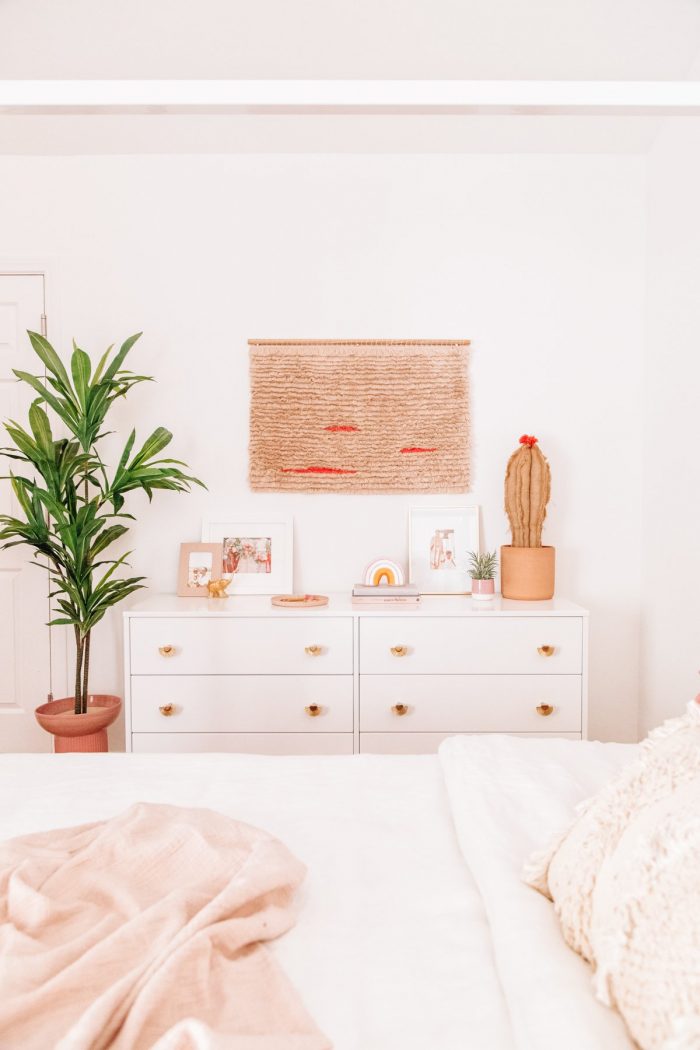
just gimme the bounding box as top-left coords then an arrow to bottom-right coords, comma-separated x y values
519,434 -> 538,447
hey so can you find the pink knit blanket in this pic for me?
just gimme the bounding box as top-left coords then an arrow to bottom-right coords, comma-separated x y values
0,802 -> 331,1050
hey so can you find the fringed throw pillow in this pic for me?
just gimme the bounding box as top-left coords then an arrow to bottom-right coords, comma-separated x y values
524,699 -> 700,1050
524,699 -> 700,960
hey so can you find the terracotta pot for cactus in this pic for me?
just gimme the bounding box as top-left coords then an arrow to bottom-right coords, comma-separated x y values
500,545 -> 555,601
35,695 -> 121,753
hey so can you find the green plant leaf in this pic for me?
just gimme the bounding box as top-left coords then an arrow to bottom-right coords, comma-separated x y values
101,332 -> 142,384
130,427 -> 173,467
13,370 -> 79,428
88,523 -> 129,560
3,422 -> 39,462
114,429 -> 136,479
70,347 -> 92,408
27,331 -> 71,389
27,403 -> 54,457
90,344 -> 113,386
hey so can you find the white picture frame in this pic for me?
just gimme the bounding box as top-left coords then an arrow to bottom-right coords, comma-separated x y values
408,506 -> 480,595
201,513 -> 293,595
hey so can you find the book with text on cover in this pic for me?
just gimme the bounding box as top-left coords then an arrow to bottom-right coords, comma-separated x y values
351,595 -> 421,605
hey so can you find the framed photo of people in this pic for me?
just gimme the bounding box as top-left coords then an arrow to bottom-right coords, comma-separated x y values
201,513 -> 293,595
177,542 -> 223,597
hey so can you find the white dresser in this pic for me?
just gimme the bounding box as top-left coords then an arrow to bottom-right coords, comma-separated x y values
123,595 -> 588,754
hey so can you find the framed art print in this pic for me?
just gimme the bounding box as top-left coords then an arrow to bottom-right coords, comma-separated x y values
408,506 -> 480,594
177,543 -> 223,597
201,513 -> 293,595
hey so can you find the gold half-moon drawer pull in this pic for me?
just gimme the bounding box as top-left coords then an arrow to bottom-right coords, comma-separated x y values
536,703 -> 554,717
159,703 -> 175,717
305,704 -> 323,717
391,703 -> 410,717
305,645 -> 322,656
390,645 -> 408,657
537,645 -> 555,657
158,645 -> 176,657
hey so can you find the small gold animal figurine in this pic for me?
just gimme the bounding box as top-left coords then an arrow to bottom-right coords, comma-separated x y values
207,578 -> 232,599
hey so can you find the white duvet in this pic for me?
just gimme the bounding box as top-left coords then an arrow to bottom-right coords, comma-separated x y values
439,733 -> 639,1050
0,752 -> 511,1050
0,737 -> 639,1050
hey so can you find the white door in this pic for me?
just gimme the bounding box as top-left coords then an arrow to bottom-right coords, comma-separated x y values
0,274 -> 64,751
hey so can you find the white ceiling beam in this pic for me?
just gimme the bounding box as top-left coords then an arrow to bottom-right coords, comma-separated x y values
1,80 -> 700,116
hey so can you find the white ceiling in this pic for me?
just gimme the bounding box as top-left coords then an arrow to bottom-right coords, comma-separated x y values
1,0 -> 699,81
0,0 -> 699,154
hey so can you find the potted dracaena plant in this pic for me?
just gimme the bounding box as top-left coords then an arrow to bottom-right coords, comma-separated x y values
467,550 -> 498,601
0,331 -> 203,752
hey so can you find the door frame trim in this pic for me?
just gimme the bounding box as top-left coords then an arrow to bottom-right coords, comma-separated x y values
0,264 -> 68,702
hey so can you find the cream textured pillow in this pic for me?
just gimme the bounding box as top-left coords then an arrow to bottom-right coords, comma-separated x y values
524,699 -> 700,962
589,776 -> 700,1050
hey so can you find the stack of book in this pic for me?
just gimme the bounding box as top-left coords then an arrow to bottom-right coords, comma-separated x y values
351,583 -> 421,607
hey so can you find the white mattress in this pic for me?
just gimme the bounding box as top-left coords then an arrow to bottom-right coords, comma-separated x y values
0,739 -> 640,1050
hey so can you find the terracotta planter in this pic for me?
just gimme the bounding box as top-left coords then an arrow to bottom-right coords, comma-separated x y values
500,545 -> 555,601
470,578 -> 495,601
35,695 -> 121,753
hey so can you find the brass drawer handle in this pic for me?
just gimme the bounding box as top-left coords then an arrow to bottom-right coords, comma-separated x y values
391,703 -> 410,717
159,704 -> 175,717
536,703 -> 554,717
390,645 -> 408,657
537,645 -> 555,657
158,645 -> 176,658
305,704 -> 323,717
305,645 -> 322,656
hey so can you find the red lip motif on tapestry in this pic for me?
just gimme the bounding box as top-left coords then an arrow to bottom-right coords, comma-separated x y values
280,466 -> 358,475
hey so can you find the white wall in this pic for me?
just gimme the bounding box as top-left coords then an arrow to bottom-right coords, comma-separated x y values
0,153 -> 647,743
640,117 -> 700,733
2,0 -> 698,80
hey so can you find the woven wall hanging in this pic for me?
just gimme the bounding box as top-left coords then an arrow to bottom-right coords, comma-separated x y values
248,339 -> 471,493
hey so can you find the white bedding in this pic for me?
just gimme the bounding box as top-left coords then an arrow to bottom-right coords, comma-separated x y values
0,752 -> 512,1050
439,734 -> 639,1050
0,739 -> 640,1050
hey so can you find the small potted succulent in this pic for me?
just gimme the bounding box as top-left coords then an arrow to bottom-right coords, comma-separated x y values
0,331 -> 203,752
468,550 -> 498,600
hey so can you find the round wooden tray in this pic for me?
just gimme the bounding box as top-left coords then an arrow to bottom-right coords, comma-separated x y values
271,594 -> 329,608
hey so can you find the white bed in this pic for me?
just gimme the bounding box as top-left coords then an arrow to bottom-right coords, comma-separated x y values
0,736 -> 638,1050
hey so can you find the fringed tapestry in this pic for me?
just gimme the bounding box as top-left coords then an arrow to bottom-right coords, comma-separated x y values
248,339 -> 470,493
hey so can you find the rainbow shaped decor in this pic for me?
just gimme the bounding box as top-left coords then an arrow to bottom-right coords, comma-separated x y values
363,559 -> 405,587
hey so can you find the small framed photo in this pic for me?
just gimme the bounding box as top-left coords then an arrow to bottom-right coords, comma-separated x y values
408,506 -> 480,595
177,542 -> 223,597
201,513 -> 293,595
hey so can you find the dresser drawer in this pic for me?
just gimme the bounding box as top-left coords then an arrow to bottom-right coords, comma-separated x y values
131,732 -> 354,755
131,675 -> 353,733
359,617 -> 582,674
360,674 -> 581,733
360,731 -> 582,754
130,617 -> 353,675
360,732 -> 455,754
